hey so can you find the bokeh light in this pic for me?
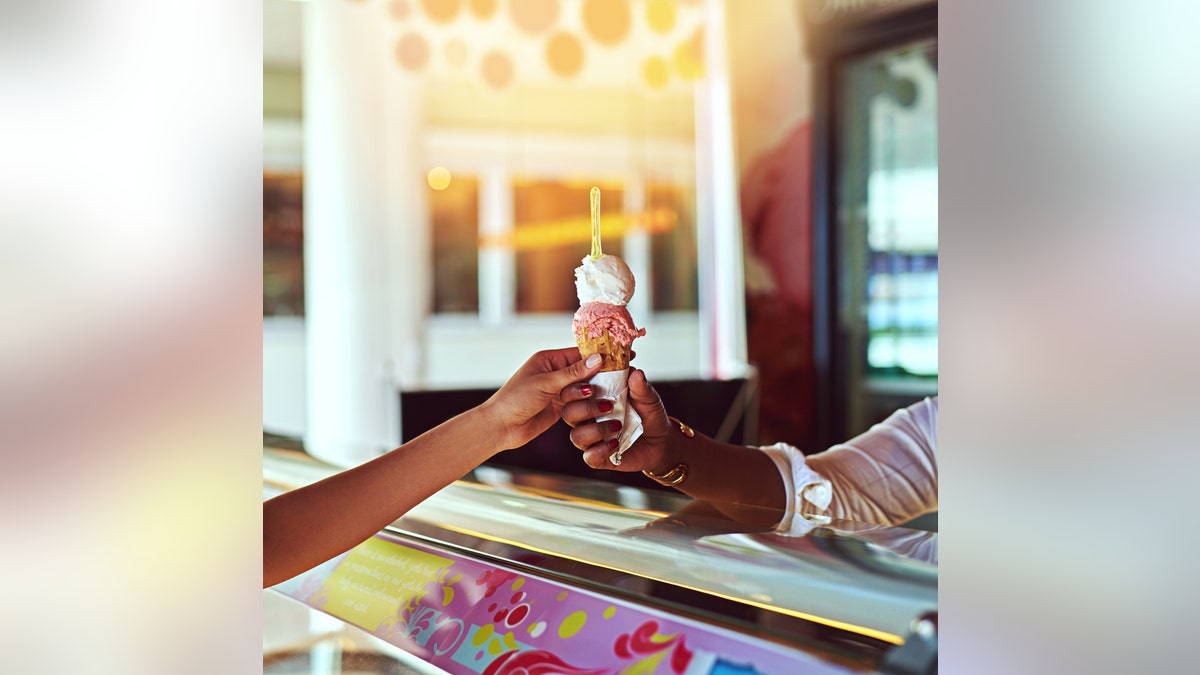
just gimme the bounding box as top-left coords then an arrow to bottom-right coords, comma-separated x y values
481,50 -> 515,89
395,33 -> 431,71
583,0 -> 632,46
420,0 -> 461,25
546,32 -> 584,77
510,0 -> 559,36
642,55 -> 669,90
646,0 -> 677,34
427,167 -> 452,190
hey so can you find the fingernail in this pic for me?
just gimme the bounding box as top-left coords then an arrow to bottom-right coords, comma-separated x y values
607,439 -> 619,450
585,354 -> 602,368
610,420 -> 623,433
580,385 -> 592,397
598,400 -> 614,413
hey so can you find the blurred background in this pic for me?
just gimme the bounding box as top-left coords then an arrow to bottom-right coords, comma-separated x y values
262,0 -> 938,473
11,0 -> 1200,671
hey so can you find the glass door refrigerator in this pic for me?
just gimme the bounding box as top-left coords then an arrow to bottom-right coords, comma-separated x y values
803,0 -> 938,449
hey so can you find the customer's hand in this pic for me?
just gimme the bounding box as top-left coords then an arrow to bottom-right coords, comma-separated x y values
481,348 -> 603,451
561,368 -> 673,473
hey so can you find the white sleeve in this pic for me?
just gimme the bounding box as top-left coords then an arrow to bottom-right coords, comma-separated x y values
805,396 -> 939,526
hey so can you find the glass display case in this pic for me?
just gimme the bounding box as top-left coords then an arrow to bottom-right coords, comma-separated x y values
264,443 -> 937,674
804,0 -> 938,448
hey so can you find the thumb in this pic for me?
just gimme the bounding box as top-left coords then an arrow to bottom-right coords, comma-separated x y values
628,369 -> 669,424
543,352 -> 602,392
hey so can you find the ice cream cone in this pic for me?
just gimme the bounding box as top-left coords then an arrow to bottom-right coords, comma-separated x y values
575,327 -> 631,372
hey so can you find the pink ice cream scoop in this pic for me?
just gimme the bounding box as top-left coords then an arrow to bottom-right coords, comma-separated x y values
572,302 -> 646,345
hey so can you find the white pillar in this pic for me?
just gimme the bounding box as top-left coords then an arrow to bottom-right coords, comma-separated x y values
623,174 -> 652,323
695,0 -> 749,380
303,0 -> 427,465
382,39 -> 431,397
479,167 -> 514,327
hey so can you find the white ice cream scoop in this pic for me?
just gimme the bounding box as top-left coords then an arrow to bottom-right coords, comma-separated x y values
574,254 -> 635,306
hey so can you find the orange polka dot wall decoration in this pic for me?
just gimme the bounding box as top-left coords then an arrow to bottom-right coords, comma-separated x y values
645,0 -> 677,34
583,0 -> 632,46
481,50 -> 515,89
396,32 -> 431,71
420,0 -> 461,24
642,55 -> 669,89
673,27 -> 704,81
468,0 -> 497,20
510,0 -> 559,36
388,0 -> 413,21
546,32 -> 584,78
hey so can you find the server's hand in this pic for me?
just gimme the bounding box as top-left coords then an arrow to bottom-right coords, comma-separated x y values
561,368 -> 673,473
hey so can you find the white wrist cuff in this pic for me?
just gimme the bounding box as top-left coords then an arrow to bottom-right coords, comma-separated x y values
760,442 -> 833,536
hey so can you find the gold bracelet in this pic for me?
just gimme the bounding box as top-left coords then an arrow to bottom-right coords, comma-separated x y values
642,416 -> 694,486
667,416 -> 694,437
643,463 -> 688,486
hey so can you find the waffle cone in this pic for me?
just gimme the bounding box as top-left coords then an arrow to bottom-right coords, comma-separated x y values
575,327 -> 632,372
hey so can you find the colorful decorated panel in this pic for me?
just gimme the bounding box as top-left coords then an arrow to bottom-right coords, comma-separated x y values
273,532 -> 866,674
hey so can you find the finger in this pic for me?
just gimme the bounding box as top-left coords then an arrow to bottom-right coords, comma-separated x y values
561,398 -> 615,427
558,382 -> 595,405
581,442 -> 620,470
569,419 -> 623,450
561,400 -> 595,428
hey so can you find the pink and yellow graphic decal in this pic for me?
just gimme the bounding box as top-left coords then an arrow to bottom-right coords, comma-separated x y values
273,533 -> 861,674
318,536 -> 454,633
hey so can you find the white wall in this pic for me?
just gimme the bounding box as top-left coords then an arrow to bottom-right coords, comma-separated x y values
423,314 -> 702,389
264,313 -> 702,437
263,316 -> 306,436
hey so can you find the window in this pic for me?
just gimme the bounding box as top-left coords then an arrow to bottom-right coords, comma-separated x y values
263,173 -> 305,317
427,164 -> 697,321
646,182 -> 698,312
430,174 -> 480,314
513,179 -> 625,314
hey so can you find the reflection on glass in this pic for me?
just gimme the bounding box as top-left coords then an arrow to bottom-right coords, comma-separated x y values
430,174 -> 480,314
628,500 -> 937,567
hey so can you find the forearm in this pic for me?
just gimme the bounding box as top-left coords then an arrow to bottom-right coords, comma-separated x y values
264,406 -> 501,587
655,426 -> 787,510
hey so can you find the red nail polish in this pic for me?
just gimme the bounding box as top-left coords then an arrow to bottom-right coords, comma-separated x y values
607,439 -> 619,450
598,400 -> 614,413
580,385 -> 592,397
610,420 -> 622,433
